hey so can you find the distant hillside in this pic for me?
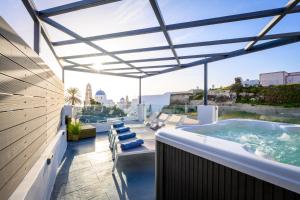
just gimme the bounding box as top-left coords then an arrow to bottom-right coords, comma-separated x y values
235,84 -> 300,107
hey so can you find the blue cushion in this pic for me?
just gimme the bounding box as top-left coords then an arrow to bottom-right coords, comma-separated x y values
116,127 -> 130,134
113,122 -> 124,128
118,132 -> 136,141
121,139 -> 144,150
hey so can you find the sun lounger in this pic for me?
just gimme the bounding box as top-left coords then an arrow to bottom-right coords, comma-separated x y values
150,114 -> 186,130
164,114 -> 185,127
116,127 -> 130,133
149,113 -> 169,130
108,122 -> 125,143
109,127 -> 131,149
112,136 -> 138,159
112,122 -> 124,128
112,139 -> 155,173
118,132 -> 136,141
144,112 -> 159,126
120,139 -> 144,150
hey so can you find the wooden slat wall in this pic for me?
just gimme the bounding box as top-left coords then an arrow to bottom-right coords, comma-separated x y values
156,141 -> 300,200
0,17 -> 64,200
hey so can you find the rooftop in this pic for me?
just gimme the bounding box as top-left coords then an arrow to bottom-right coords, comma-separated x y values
0,0 -> 300,199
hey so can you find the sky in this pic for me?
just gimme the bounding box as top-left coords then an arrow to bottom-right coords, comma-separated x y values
1,0 -> 299,102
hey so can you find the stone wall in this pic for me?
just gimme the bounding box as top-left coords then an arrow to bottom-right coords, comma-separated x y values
170,93 -> 191,105
219,103 -> 300,118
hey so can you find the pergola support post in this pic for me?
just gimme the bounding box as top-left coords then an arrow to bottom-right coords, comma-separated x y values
137,77 -> 145,122
33,18 -> 41,54
204,63 -> 208,105
139,77 -> 142,104
197,63 -> 218,124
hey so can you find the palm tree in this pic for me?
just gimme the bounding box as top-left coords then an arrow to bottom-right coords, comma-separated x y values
65,87 -> 81,105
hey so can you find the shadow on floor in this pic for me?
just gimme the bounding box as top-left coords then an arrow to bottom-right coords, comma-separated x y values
51,132 -> 155,200
113,154 -> 155,200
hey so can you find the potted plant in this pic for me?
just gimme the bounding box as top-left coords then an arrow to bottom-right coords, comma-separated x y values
67,121 -> 81,141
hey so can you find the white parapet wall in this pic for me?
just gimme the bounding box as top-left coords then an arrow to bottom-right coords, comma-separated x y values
89,123 -> 111,132
9,127 -> 67,200
137,104 -> 146,122
64,105 -> 73,117
197,105 -> 219,124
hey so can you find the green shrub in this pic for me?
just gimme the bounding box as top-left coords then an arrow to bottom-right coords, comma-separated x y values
236,84 -> 300,107
68,121 -> 81,135
190,91 -> 204,100
81,105 -> 126,118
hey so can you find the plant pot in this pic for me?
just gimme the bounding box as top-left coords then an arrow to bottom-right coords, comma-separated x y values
68,134 -> 79,141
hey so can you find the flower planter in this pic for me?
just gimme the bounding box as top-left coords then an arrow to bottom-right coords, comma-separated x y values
67,134 -> 79,141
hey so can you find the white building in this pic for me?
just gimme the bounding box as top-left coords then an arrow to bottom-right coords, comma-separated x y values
131,93 -> 171,113
95,89 -> 115,107
260,71 -> 300,86
95,89 -> 107,103
242,79 -> 260,87
117,97 -> 127,110
286,72 -> 300,84
104,99 -> 115,107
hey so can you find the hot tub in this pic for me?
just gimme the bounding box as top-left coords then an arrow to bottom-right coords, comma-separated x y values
155,119 -> 300,200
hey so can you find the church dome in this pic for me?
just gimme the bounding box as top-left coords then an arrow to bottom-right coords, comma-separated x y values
95,90 -> 106,96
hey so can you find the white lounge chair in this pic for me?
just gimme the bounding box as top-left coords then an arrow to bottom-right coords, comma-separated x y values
112,136 -> 138,160
108,121 -> 125,143
149,113 -> 169,130
144,112 -> 159,126
109,128 -> 132,149
164,114 -> 185,127
112,139 -> 155,173
150,114 -> 185,130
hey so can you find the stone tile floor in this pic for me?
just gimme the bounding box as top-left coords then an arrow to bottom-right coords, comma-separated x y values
51,132 -> 155,200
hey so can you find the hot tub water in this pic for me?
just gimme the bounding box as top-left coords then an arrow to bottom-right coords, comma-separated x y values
189,120 -> 300,167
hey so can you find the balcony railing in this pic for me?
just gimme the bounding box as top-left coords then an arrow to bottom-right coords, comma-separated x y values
160,104 -> 198,119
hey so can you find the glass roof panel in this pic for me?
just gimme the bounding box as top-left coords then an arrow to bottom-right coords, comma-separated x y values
68,56 -> 117,65
93,32 -> 168,51
100,63 -> 131,70
180,58 -> 204,65
54,43 -> 100,56
169,18 -> 272,45
133,60 -> 177,67
142,67 -> 175,72
33,0 -> 79,10
60,59 -> 73,66
117,50 -> 173,60
47,0 -> 159,37
107,69 -> 140,73
176,43 -> 246,57
73,66 -> 89,70
267,13 -> 300,34
119,72 -> 145,76
43,23 -> 74,41
100,64 -> 140,71
157,0 -> 289,25
31,0 -> 298,78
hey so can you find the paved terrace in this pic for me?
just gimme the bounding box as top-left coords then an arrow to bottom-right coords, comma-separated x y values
51,125 -> 155,200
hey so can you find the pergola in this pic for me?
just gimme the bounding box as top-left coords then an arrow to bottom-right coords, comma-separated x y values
22,0 -> 300,105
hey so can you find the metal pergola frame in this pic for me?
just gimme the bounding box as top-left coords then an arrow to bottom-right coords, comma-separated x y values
21,0 -> 300,104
